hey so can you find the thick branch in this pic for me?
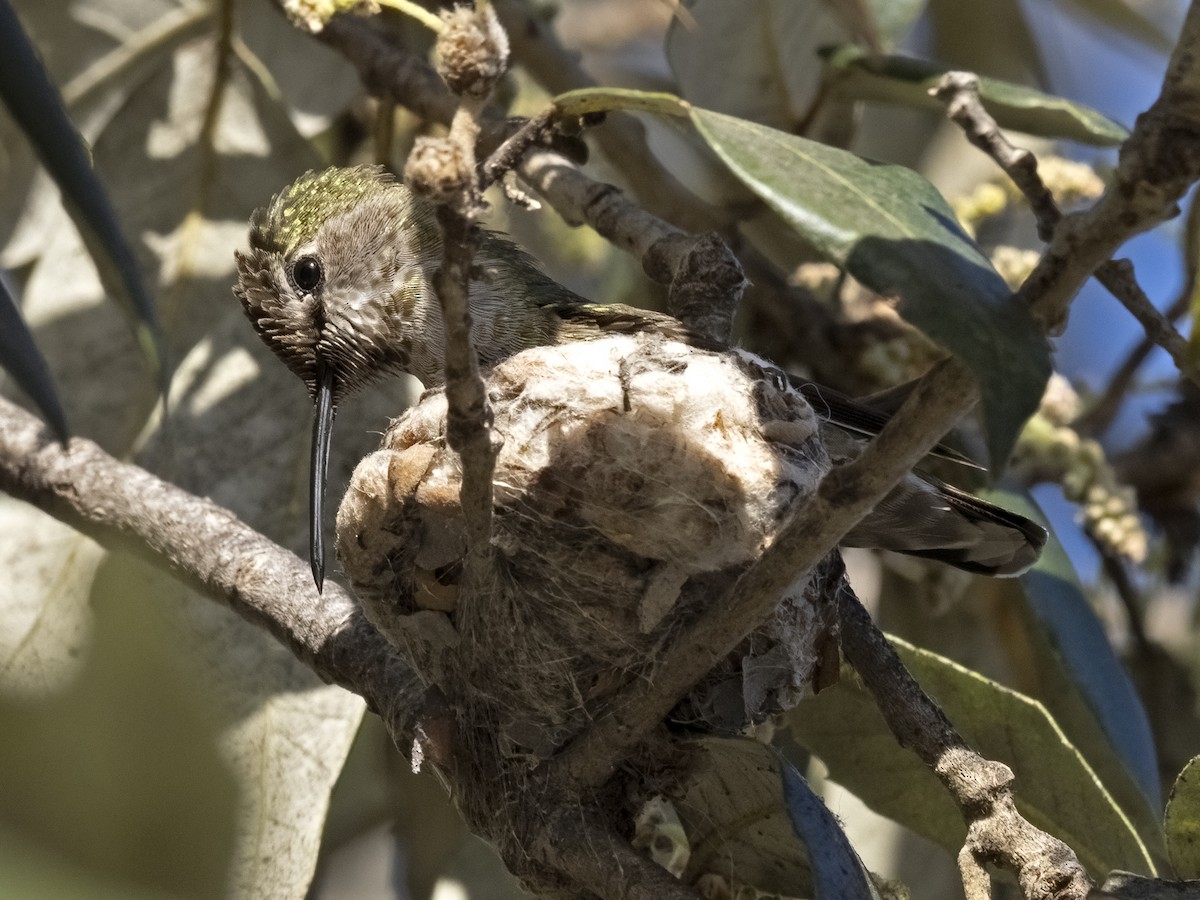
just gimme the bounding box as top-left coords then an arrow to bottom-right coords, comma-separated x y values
0,394 -> 425,746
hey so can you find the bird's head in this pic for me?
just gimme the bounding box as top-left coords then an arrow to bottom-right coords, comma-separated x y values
234,165 -> 449,591
234,165 -> 445,405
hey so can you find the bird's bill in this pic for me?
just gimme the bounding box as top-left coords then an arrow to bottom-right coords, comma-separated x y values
310,360 -> 336,592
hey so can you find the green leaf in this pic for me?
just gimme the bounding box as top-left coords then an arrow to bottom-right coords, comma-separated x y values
0,7 -> 368,897
688,107 -> 1050,468
1166,756 -> 1200,878
0,571 -> 238,898
779,760 -> 881,899
786,638 -> 1157,878
823,45 -> 1129,146
870,0 -> 930,44
0,274 -> 68,442
0,2 -> 165,390
997,489 -> 1163,824
664,0 -> 928,135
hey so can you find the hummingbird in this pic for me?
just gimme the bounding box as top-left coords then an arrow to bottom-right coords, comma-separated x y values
233,165 -> 1046,591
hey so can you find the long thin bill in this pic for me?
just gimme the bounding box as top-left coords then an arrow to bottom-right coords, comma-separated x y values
310,361 -> 336,592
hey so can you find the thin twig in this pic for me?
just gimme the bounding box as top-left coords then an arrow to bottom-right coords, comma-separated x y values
1077,189 -> 1200,436
1096,543 -> 1151,655
932,71 -> 1200,386
1075,286 -> 1191,436
490,0 -> 724,233
425,101 -> 499,565
479,108 -> 555,190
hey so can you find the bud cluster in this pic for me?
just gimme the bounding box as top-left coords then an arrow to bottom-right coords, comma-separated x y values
436,3 -> 510,99
1014,374 -> 1147,563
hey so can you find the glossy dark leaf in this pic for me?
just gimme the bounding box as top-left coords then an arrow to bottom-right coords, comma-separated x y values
0,274 -> 68,442
997,489 -> 1163,823
0,1 -> 164,388
689,107 -> 1051,468
673,737 -> 880,897
779,760 -> 881,899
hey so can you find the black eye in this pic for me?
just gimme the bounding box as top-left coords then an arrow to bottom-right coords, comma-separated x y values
289,255 -> 324,294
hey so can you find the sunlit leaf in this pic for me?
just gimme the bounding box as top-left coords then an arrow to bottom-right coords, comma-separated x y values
823,45 -> 1129,146
0,6 -> 369,897
665,0 -> 928,133
1165,756 -> 1200,878
0,572 -> 238,899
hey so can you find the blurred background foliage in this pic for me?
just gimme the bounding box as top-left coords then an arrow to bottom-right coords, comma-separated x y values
0,0 -> 1197,898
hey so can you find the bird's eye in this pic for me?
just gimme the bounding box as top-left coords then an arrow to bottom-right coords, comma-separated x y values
289,255 -> 324,294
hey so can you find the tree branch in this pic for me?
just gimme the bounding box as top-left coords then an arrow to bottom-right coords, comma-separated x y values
297,4 -> 746,342
489,0 -> 724,233
0,394 -> 428,748
932,70 -> 1200,387
836,583 -> 1090,900
1012,3 -> 1200,339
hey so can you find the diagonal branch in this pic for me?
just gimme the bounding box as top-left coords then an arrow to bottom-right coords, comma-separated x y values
0,394 -> 427,748
1013,2 -> 1200,338
932,70 -> 1200,387
836,584 -> 1090,900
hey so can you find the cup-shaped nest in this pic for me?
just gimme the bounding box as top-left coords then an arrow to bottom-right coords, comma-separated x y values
337,333 -> 834,759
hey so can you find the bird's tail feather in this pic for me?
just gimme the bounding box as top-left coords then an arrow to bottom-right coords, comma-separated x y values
843,474 -> 1047,577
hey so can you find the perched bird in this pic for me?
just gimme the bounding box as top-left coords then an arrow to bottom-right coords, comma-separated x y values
234,165 -> 1045,590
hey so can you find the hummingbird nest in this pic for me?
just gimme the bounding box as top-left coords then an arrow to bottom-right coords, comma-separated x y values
337,333 -> 837,761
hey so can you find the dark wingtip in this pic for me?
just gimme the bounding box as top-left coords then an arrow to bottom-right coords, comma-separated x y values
936,482 -> 1048,577
310,360 -> 336,595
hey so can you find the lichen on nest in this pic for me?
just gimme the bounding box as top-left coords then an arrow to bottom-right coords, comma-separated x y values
336,332 -> 835,760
